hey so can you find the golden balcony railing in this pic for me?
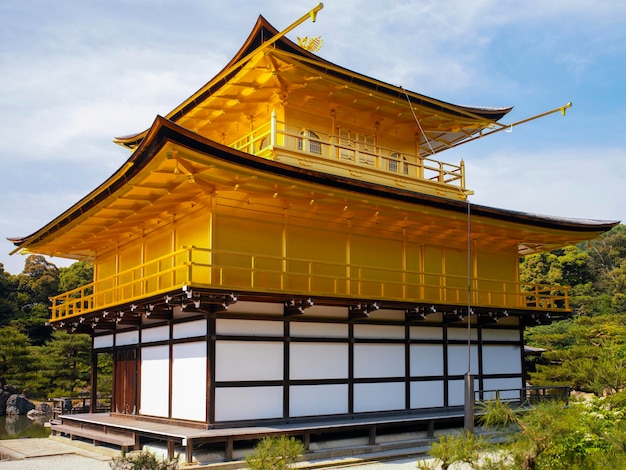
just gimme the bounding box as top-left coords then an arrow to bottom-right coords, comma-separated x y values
228,113 -> 468,196
50,247 -> 570,323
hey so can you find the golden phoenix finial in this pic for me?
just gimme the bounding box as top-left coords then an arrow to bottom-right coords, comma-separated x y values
297,36 -> 323,52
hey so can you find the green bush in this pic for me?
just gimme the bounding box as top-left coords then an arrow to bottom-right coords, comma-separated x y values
430,431 -> 484,469
418,398 -> 626,469
110,450 -> 178,470
476,397 -> 626,470
245,435 -> 304,470
417,431 -> 509,470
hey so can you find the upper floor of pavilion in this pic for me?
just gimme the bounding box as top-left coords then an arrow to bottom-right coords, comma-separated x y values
113,14 -> 515,201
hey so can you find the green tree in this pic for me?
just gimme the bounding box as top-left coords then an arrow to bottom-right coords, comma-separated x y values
0,263 -> 19,326
586,225 -> 626,312
520,246 -> 590,287
520,246 -> 594,312
59,260 -> 93,293
13,303 -> 52,346
36,330 -> 91,397
520,251 -> 564,287
587,225 -> 626,282
417,398 -> 626,469
96,352 -> 113,398
0,326 -> 32,386
520,225 -> 626,316
527,314 -> 626,394
16,255 -> 59,305
10,255 -> 60,344
478,398 -> 625,470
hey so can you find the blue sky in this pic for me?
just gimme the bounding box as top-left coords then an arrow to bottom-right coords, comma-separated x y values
1,1 -> 625,275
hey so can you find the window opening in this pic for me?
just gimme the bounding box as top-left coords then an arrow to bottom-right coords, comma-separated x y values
259,136 -> 269,151
389,152 -> 409,174
338,129 -> 354,161
298,129 -> 322,155
338,128 -> 375,164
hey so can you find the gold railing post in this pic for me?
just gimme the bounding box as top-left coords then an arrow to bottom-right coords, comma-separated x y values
251,256 -> 255,288
460,159 -> 466,190
187,247 -> 193,285
535,284 -> 540,308
270,110 -> 277,148
157,260 -> 162,291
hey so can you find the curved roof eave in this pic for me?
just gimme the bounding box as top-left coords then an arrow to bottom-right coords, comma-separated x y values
11,116 -> 619,253
113,15 -> 512,149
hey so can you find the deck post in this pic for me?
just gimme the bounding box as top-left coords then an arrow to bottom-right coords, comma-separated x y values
368,426 -> 376,445
427,420 -> 435,437
185,438 -> 194,464
90,348 -> 98,413
225,436 -> 234,460
464,373 -> 475,433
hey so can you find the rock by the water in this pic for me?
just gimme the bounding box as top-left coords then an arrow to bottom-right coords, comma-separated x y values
35,402 -> 52,414
5,394 -> 35,415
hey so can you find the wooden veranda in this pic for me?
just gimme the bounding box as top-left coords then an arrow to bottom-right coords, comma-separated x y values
50,385 -> 570,464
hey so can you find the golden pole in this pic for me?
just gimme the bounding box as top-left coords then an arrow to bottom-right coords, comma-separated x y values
446,102 -> 573,152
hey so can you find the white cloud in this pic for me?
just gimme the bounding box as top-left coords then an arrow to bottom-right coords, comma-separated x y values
466,146 -> 625,223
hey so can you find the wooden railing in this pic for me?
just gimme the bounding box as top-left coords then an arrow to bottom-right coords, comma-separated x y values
52,396 -> 111,420
476,386 -> 571,406
228,114 -> 467,193
49,247 -> 570,322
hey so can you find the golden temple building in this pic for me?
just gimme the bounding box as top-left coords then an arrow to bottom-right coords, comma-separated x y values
9,5 -> 618,463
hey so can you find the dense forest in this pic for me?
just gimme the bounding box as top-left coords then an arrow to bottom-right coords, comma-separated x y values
0,257 -> 100,398
524,223 -> 626,396
1,225 -> 625,399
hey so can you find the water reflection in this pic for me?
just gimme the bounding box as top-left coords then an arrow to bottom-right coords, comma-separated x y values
0,414 -> 51,439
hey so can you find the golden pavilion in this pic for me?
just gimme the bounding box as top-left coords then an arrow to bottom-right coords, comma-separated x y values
9,4 -> 617,463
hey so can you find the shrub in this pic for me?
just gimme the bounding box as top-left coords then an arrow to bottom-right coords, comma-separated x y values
418,431 -> 484,469
110,450 -> 178,470
245,435 -> 304,470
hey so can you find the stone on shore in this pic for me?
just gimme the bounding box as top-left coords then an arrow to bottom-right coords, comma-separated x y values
5,394 -> 35,415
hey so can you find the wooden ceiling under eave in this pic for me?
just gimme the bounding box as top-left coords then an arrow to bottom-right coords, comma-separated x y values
173,47 -> 508,158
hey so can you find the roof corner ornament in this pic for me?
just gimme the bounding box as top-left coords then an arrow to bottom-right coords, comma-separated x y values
297,36 -> 323,52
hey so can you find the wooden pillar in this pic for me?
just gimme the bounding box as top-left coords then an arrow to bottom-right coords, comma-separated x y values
185,438 -> 194,464
464,373 -> 475,433
90,344 -> 98,413
167,439 -> 175,460
225,436 -> 234,460
368,426 -> 376,445
427,420 -> 435,437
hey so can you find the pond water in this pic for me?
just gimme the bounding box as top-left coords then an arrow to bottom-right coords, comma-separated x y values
0,414 -> 51,439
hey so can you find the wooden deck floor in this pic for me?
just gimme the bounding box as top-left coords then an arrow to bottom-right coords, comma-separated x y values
56,409 -> 466,463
